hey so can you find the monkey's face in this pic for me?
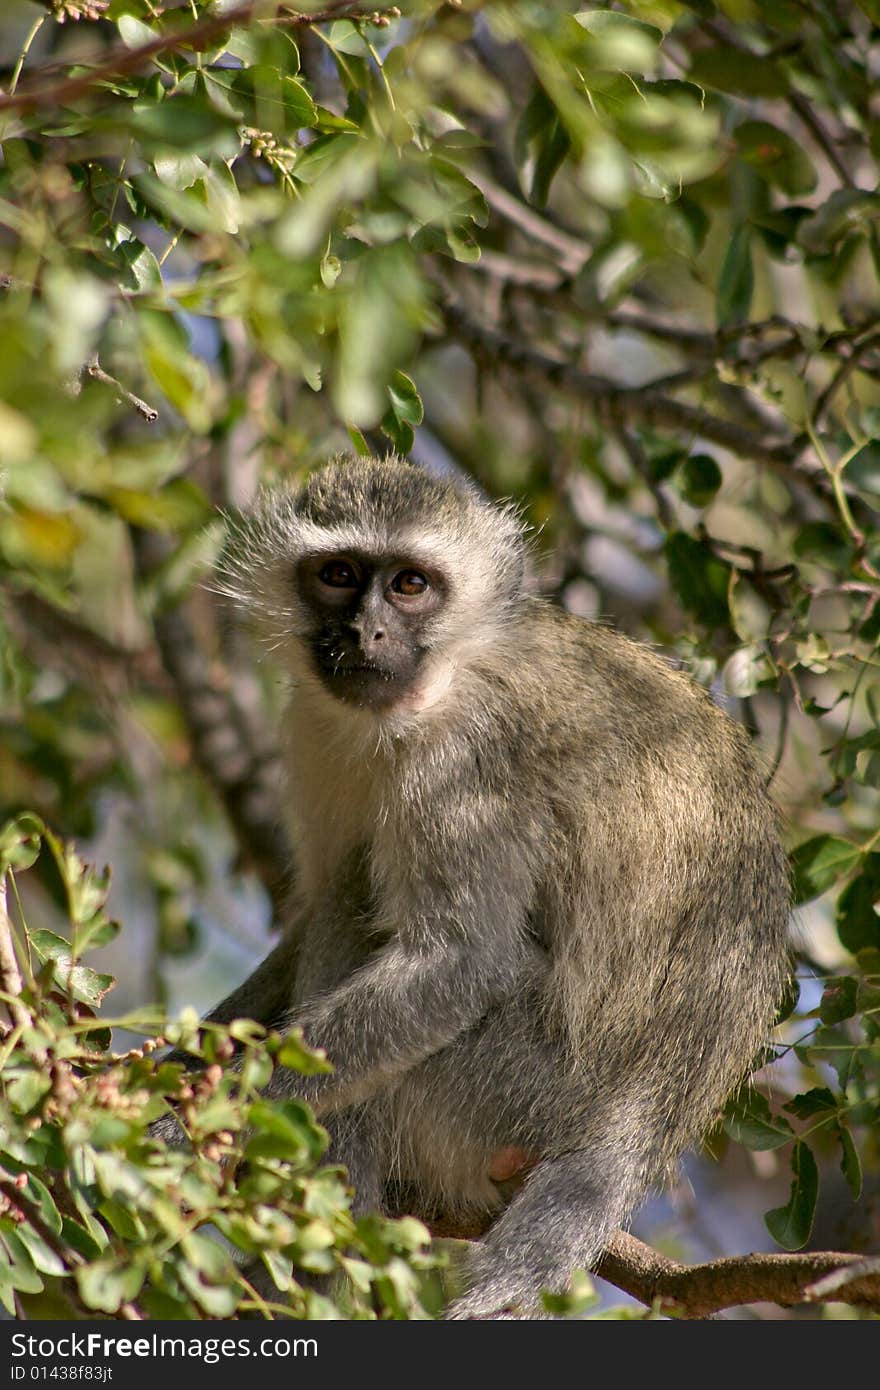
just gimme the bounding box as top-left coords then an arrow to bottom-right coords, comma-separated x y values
295,551 -> 448,709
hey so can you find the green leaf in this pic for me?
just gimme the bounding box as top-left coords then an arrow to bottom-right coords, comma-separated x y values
29,930 -> 115,1008
178,1264 -> 239,1317
804,1026 -> 865,1093
798,189 -> 880,254
320,251 -> 342,288
15,1226 -> 64,1278
835,870 -> 880,953
221,67 -> 317,137
0,1231 -> 44,1294
76,1257 -> 145,1314
117,15 -> 157,50
130,94 -> 239,154
689,47 -> 789,97
790,836 -> 862,904
837,1124 -> 862,1201
59,1218 -> 103,1263
0,814 -> 43,875
116,237 -> 163,294
572,10 -> 662,73
19,1175 -> 62,1238
818,976 -> 859,1025
765,1142 -> 818,1250
723,643 -> 773,699
717,226 -> 754,328
246,1099 -> 325,1164
664,532 -> 730,627
5,1070 -> 52,1114
680,453 -> 722,507
735,121 -> 817,195
106,480 -> 211,534
153,152 -> 209,191
724,1089 -> 794,1151
516,87 -> 572,208
347,426 -> 371,457
541,1268 -> 596,1316
793,521 -> 851,567
784,1087 -> 836,1119
381,371 -> 423,455
275,1028 -> 334,1076
855,749 -> 880,787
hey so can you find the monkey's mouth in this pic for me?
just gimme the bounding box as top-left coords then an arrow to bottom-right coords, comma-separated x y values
325,661 -> 397,681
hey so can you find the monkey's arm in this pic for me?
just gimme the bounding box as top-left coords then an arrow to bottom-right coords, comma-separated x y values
269,784 -> 543,1115
270,929 -> 540,1115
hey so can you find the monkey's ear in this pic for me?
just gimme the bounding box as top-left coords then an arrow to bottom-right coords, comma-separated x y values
207,492 -> 303,640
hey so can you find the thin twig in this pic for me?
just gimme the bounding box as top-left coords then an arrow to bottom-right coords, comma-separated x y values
440,292 -> 798,469
86,356 -> 158,423
470,171 -> 589,276
788,91 -> 855,189
614,426 -> 673,529
0,876 -> 28,1032
812,328 -> 880,427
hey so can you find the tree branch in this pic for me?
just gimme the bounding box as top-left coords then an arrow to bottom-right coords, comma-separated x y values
133,534 -> 291,921
423,1205 -> 880,1318
470,172 -> 589,276
596,1230 -> 880,1318
440,292 -> 800,470
0,1 -> 395,115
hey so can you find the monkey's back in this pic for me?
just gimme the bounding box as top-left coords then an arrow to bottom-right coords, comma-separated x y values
477,604 -> 791,1164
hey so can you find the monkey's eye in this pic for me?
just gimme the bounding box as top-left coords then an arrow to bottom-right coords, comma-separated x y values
391,570 -> 429,597
318,560 -> 359,588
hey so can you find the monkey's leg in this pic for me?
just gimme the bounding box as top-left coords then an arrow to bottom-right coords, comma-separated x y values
387,999 -> 648,1320
323,1101 -> 388,1216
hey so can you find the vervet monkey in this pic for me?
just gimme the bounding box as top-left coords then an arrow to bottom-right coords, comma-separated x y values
174,454 -> 791,1319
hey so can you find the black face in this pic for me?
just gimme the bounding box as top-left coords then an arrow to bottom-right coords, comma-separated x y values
295,551 -> 447,708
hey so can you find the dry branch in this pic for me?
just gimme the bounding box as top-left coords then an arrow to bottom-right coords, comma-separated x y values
0,876 -> 28,1032
440,293 -> 800,470
85,356 -> 158,423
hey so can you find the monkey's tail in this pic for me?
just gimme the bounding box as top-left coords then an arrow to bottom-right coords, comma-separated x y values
445,1145 -> 644,1319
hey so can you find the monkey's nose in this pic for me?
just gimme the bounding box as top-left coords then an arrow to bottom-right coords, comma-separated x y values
359,628 -> 385,658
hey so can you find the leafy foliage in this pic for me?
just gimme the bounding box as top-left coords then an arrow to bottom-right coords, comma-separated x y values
0,815 -> 441,1319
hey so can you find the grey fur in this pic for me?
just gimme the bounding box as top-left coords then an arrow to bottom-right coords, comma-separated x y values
201,454 -> 791,1318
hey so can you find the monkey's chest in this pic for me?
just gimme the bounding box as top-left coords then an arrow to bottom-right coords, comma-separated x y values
284,747 -> 385,906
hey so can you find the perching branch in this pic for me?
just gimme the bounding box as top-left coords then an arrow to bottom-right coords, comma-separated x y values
423,1207 -> 880,1318
596,1230 -> 880,1318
